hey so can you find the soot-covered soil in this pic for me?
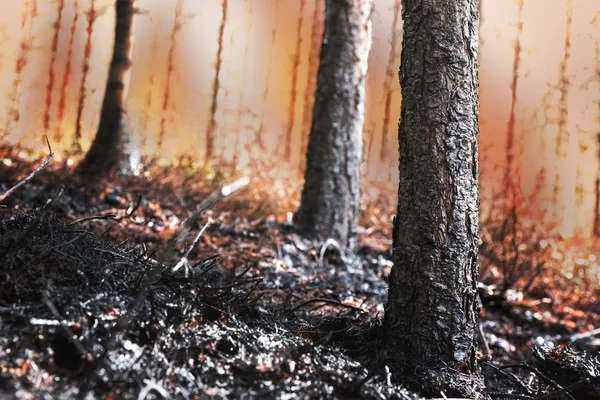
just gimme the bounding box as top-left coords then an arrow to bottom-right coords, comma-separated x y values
0,211 -> 417,399
2,150 -> 600,399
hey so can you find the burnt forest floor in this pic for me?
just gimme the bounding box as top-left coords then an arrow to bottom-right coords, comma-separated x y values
2,148 -> 600,399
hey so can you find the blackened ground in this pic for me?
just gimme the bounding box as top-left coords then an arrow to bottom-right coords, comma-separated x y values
2,149 -> 600,399
0,211 -> 416,399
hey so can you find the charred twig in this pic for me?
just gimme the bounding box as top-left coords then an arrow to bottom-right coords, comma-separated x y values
536,377 -> 598,400
483,362 -> 534,395
234,263 -> 254,280
70,213 -> 118,225
193,257 -> 221,279
284,298 -> 365,317
124,192 -> 142,218
0,136 -> 54,203
499,363 -> 576,400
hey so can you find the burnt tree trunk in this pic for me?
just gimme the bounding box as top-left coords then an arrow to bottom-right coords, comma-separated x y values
380,0 -> 482,396
78,0 -> 137,176
294,0 -> 373,250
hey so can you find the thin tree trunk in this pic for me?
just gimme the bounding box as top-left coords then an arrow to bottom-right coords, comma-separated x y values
256,0 -> 280,152
299,0 -> 325,166
140,26 -> 158,149
294,0 -> 373,250
380,0 -> 482,396
503,0 -> 524,194
205,0 -> 228,163
3,0 -> 38,140
73,0 -> 96,153
595,40 -> 600,237
78,0 -> 137,175
552,0 -> 573,212
284,0 -> 307,162
379,0 -> 401,163
44,0 -> 65,132
594,134 -> 600,236
56,0 -> 78,142
158,0 -> 183,149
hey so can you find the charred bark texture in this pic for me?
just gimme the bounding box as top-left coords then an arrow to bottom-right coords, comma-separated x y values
381,0 -> 482,396
78,0 -> 137,176
294,0 -> 373,250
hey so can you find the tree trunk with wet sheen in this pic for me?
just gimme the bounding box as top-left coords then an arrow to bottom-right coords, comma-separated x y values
295,0 -> 373,250
78,0 -> 138,176
381,0 -> 482,396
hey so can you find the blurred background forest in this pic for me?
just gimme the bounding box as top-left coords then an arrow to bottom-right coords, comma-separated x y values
0,0 -> 599,238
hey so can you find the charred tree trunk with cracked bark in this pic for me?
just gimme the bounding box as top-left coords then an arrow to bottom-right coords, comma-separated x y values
380,0 -> 482,396
294,0 -> 373,250
78,0 -> 137,176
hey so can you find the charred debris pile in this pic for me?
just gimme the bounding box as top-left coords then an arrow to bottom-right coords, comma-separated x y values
0,210 -> 419,399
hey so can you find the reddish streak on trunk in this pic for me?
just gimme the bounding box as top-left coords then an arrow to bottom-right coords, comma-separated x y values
299,0 -> 325,163
552,0 -> 573,206
73,0 -> 96,152
503,0 -> 524,193
284,0 -> 307,161
56,0 -> 79,135
365,121 -> 375,167
44,0 -> 66,131
3,0 -> 38,139
379,0 -> 401,162
158,0 -> 183,149
206,0 -> 228,162
256,0 -> 279,151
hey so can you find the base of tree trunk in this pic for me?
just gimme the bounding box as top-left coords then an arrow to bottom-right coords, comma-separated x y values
395,367 -> 487,399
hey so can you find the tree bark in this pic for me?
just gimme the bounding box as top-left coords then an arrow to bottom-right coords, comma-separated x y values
78,0 -> 138,176
294,0 -> 373,250
380,0 -> 482,396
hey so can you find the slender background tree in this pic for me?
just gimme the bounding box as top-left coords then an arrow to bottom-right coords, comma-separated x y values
78,0 -> 138,176
73,0 -> 97,152
294,0 -> 373,250
380,0 -> 482,396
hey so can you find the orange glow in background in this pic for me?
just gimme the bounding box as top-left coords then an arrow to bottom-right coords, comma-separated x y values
0,0 -> 599,237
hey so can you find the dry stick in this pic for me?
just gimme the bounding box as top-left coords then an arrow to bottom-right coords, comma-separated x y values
172,220 -> 212,275
479,323 -> 492,358
163,176 -> 250,263
568,326 -> 600,344
537,378 -> 597,400
0,136 -> 54,203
